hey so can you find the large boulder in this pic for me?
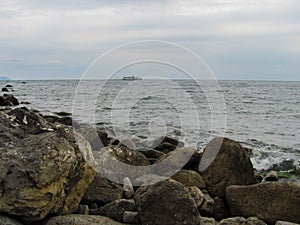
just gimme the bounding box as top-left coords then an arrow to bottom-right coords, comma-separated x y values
134,180 -> 201,225
226,182 -> 300,224
45,214 -> 125,225
82,174 -> 123,207
199,137 -> 257,197
0,108 -> 95,221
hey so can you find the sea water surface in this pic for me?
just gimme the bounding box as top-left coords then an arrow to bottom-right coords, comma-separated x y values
2,79 -> 300,172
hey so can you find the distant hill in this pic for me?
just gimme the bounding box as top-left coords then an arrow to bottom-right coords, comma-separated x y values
0,76 -> 11,80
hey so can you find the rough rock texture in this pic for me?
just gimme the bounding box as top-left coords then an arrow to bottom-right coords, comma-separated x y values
0,94 -> 19,106
201,217 -> 216,225
0,108 -> 95,221
199,137 -> 257,197
90,199 -> 135,222
212,196 -> 230,221
219,217 -> 267,225
186,186 -> 205,208
171,169 -> 206,189
0,215 -> 23,225
93,144 -> 151,184
45,214 -> 125,225
82,174 -> 123,206
226,182 -> 300,224
134,180 -> 201,225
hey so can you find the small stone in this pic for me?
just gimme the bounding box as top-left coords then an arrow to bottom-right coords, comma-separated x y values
123,177 -> 134,199
123,211 -> 140,224
265,171 -> 278,181
2,87 -> 9,92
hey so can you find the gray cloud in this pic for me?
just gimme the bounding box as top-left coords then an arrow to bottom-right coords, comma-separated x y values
0,0 -> 299,80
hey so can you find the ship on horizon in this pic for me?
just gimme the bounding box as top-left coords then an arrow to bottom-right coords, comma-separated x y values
122,75 -> 142,81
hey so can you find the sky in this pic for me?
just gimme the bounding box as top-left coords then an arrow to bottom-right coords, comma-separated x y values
0,0 -> 300,80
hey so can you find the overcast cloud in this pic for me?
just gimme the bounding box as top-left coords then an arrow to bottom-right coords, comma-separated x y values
0,0 -> 299,80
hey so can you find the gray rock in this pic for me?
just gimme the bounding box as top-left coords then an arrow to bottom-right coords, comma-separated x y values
45,214 -> 125,225
123,177 -> 134,199
0,109 -> 95,221
226,182 -> 300,224
90,199 -> 135,222
123,211 -> 140,224
199,137 -> 257,197
135,180 -> 201,225
82,174 -> 123,206
0,215 -> 23,225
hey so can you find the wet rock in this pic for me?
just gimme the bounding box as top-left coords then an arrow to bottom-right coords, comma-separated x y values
90,199 -> 135,222
53,111 -> 72,116
45,214 -> 125,225
135,180 -> 201,225
154,142 -> 177,154
182,150 -> 202,171
44,115 -> 73,126
226,182 -> 300,224
199,137 -> 257,197
0,215 -> 23,225
2,87 -> 9,92
20,101 -> 31,105
265,171 -> 278,181
0,94 -> 19,106
123,211 -> 140,224
171,169 -> 206,189
5,84 -> 13,88
123,177 -> 134,199
139,149 -> 165,160
76,126 -> 108,151
151,136 -> 184,149
82,174 -> 123,206
0,109 -> 95,221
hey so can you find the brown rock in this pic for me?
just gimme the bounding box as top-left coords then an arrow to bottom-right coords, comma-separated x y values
171,169 -> 206,189
82,174 -> 123,206
226,182 -> 300,224
135,180 -> 201,225
199,137 -> 256,197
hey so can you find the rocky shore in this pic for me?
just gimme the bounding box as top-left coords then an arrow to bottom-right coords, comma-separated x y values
0,93 -> 300,225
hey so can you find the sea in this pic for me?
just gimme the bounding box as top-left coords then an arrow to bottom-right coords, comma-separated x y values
1,79 -> 300,173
